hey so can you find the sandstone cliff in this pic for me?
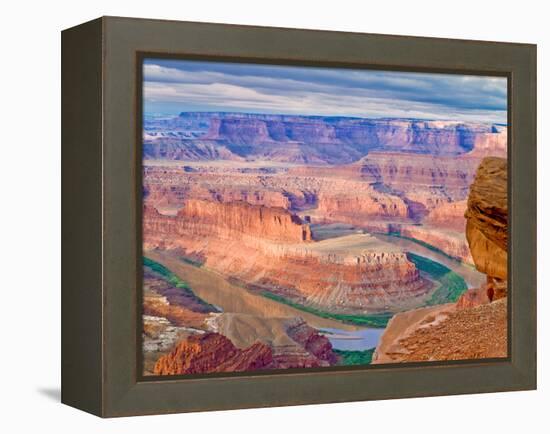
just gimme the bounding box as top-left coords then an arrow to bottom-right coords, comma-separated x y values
144,201 -> 430,314
425,200 -> 467,231
465,157 -> 508,286
144,112 -> 507,164
372,156 -> 508,363
359,153 -> 480,191
372,299 -> 507,363
143,151 -> 480,234
285,317 -> 338,365
154,333 -> 273,375
398,225 -> 473,264
145,199 -> 311,244
316,189 -> 408,224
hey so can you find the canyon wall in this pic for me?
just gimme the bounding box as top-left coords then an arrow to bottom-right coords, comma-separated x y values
144,113 -> 507,164
398,225 -> 473,264
143,149 -> 485,230
372,156 -> 508,363
143,201 -> 430,313
143,260 -> 341,374
144,199 -> 311,244
424,200 -> 467,231
316,189 -> 408,224
465,157 -> 508,286
359,152 -> 480,190
154,333 -> 273,375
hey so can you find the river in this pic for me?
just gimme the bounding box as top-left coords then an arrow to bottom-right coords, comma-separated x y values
147,250 -> 358,332
373,233 -> 485,288
146,229 -> 482,353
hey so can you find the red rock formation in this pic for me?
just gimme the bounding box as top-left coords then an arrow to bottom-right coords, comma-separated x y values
146,113 -> 506,164
455,287 -> 491,309
359,152 -> 481,192
154,333 -> 273,375
465,157 -> 508,284
425,200 -> 467,231
145,199 -> 311,244
143,291 -> 207,329
316,190 -> 408,224
143,151 -> 480,228
144,202 -> 430,313
399,225 -> 473,264
285,318 -> 337,365
372,299 -> 507,363
144,169 -> 292,215
372,156 -> 508,364
142,268 -> 211,330
468,127 -> 507,158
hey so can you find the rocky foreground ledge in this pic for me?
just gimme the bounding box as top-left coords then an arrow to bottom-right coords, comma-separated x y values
372,157 -> 508,363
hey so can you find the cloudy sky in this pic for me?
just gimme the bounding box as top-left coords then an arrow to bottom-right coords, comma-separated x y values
143,58 -> 507,124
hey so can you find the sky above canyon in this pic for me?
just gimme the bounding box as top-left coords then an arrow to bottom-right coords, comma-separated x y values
143,58 -> 507,124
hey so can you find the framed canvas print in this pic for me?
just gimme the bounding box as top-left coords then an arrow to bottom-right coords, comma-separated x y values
61,16 -> 536,417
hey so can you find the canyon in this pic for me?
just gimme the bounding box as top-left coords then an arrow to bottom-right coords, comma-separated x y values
143,201 -> 430,314
141,112 -> 506,375
144,112 -> 507,164
372,157 -> 508,363
142,256 -> 345,374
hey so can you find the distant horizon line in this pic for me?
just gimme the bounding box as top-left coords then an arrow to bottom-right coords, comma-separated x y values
144,110 -> 508,126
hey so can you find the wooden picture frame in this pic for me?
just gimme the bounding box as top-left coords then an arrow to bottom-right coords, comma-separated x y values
61,16 -> 536,417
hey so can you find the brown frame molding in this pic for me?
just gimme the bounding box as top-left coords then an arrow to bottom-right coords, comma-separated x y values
62,16 -> 536,417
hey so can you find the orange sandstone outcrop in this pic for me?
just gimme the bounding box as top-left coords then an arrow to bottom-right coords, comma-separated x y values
144,201 -> 430,313
316,190 -> 408,224
180,199 -> 312,242
359,152 -> 481,192
399,225 -> 473,264
425,200 -> 467,231
372,156 -> 508,363
465,157 -> 508,284
154,333 -> 273,375
145,199 -> 311,244
468,127 -> 507,158
143,150 -> 485,229
455,287 -> 491,310
285,318 -> 338,365
143,294 -> 207,329
142,272 -> 211,329
372,299 -> 507,363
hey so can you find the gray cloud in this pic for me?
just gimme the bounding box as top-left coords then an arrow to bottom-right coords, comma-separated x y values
143,59 -> 507,124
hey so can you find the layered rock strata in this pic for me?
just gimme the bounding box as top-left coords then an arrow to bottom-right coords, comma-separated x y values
285,317 -> 338,365
143,151 -> 482,237
372,156 -> 508,363
142,273 -> 210,329
144,113 -> 507,164
398,225 -> 473,264
425,200 -> 467,231
144,201 -> 430,313
154,333 -> 273,375
372,299 -> 507,363
465,157 -> 508,288
207,314 -> 337,369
